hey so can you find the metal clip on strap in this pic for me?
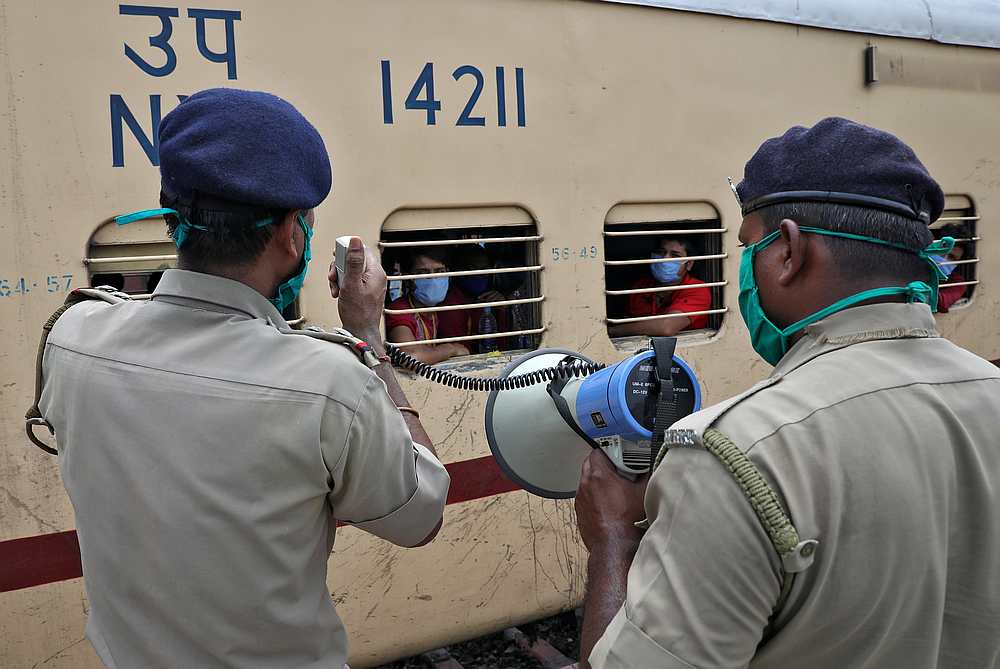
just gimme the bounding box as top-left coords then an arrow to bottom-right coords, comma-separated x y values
25,287 -> 132,456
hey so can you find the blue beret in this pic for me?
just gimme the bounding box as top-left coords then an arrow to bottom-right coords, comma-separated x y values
735,117 -> 944,225
159,88 -> 332,210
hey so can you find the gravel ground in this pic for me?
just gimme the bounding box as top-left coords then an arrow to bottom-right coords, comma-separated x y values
375,610 -> 580,669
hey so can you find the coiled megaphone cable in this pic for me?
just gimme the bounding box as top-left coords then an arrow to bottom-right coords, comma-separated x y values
384,343 -> 605,392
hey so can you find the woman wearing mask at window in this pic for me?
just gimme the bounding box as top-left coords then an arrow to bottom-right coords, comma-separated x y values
386,247 -> 475,363
934,230 -> 971,312
608,236 -> 711,337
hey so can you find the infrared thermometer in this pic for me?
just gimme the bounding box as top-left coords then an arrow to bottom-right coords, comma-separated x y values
334,236 -> 365,281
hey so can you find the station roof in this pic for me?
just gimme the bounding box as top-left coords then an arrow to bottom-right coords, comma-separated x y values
595,0 -> 1000,49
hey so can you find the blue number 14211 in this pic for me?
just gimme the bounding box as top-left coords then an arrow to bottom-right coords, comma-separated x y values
380,61 -> 525,128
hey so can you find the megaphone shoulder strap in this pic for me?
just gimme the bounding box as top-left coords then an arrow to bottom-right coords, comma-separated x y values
649,337 -> 679,470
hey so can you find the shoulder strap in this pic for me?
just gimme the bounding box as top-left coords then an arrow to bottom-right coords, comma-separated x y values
655,426 -> 819,644
280,325 -> 382,369
25,287 -> 132,455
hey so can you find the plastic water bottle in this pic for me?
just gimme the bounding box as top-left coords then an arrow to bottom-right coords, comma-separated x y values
478,307 -> 499,353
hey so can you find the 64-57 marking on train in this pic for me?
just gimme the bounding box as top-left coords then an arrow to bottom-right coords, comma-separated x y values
0,275 -> 73,298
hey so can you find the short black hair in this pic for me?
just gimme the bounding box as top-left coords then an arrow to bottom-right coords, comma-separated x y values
658,235 -> 699,257
757,202 -> 934,283
406,246 -> 449,271
159,191 -> 293,270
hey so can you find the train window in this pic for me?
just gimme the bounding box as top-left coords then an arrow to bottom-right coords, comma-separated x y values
603,202 -> 727,345
86,215 -> 176,297
380,206 -> 544,364
85,215 -> 302,321
932,195 -> 980,312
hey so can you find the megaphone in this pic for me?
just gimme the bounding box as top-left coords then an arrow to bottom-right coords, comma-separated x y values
485,338 -> 702,499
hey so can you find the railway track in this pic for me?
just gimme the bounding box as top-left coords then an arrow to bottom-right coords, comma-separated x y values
377,611 -> 581,669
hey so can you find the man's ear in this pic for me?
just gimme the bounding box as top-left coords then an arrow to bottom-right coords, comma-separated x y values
274,210 -> 301,258
776,218 -> 807,287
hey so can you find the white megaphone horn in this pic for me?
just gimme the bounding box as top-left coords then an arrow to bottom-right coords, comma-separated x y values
484,338 -> 702,498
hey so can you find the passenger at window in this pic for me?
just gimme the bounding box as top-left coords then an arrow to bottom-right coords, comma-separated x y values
934,226 -> 971,312
608,236 -> 711,337
386,247 -> 475,363
456,244 -> 530,352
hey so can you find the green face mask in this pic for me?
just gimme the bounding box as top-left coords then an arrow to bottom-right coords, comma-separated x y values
270,213 -> 312,313
737,226 -> 954,366
114,207 -> 310,314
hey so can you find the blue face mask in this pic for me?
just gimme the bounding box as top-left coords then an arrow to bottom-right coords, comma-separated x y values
413,276 -> 449,306
931,254 -> 956,278
388,280 -> 403,302
650,254 -> 684,284
113,207 -> 311,314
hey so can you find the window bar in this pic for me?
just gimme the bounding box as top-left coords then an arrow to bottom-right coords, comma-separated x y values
391,327 -> 546,348
85,254 -> 178,265
606,308 -> 728,325
935,215 -> 981,222
604,253 -> 727,266
603,228 -> 726,237
605,281 -> 727,296
385,295 -> 544,315
394,265 -> 542,281
379,236 -> 542,247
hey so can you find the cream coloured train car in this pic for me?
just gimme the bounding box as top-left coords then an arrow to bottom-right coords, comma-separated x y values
1,1 -> 998,666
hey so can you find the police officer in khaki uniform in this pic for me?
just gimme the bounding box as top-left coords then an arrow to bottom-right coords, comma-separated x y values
36,89 -> 450,668
575,118 -> 1000,668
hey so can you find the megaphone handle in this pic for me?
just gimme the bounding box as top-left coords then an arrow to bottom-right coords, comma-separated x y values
546,374 -> 601,451
547,372 -> 641,481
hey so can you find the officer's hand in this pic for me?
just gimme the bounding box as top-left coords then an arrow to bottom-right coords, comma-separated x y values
329,237 -> 386,342
575,450 -> 648,551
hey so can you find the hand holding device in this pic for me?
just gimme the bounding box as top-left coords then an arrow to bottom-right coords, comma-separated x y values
328,236 -> 386,343
334,236 -> 357,283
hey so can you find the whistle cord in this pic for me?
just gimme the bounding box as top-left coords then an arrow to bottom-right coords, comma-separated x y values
384,343 -> 606,392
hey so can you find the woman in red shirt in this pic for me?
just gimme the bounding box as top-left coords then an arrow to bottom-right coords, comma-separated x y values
608,236 -> 711,338
385,247 -> 475,363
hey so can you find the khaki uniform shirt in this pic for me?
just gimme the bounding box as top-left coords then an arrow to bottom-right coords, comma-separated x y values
591,303 -> 1000,668
39,269 -> 450,669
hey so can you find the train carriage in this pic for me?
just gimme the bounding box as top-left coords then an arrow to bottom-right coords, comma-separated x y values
1,0 -> 998,666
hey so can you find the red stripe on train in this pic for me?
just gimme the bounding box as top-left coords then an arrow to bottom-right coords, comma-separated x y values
0,530 -> 82,593
0,455 -> 521,594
